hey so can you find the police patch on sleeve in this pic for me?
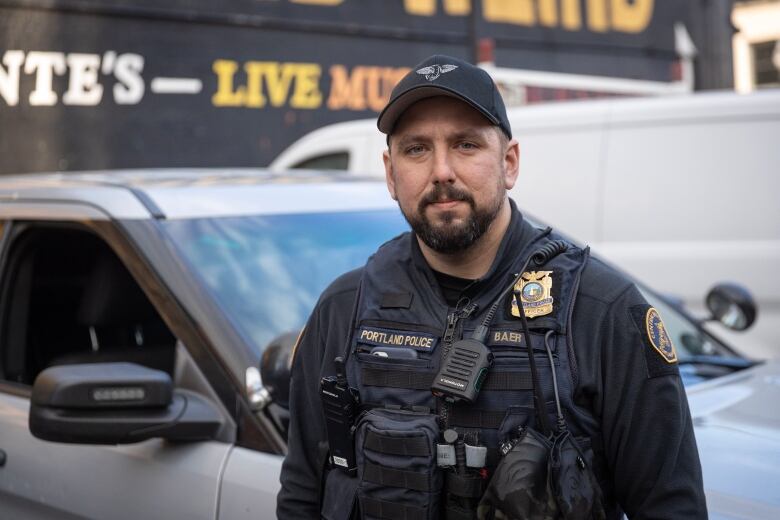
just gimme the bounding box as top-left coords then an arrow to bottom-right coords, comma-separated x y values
629,305 -> 679,378
645,308 -> 677,364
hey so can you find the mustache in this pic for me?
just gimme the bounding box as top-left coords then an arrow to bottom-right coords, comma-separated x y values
418,184 -> 474,211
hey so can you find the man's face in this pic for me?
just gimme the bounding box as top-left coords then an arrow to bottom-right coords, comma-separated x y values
383,96 -> 519,254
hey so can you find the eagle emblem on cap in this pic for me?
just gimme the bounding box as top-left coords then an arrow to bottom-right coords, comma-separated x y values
416,64 -> 458,82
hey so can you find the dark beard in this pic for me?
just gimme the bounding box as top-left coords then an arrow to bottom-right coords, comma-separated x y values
400,184 -> 502,254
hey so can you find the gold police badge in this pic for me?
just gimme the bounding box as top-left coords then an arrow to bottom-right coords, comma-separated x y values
511,271 -> 554,319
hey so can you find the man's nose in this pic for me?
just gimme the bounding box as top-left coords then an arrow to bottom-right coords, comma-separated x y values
431,148 -> 456,184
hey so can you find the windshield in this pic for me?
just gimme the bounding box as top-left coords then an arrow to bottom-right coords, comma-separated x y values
161,209 -> 740,385
162,210 -> 408,353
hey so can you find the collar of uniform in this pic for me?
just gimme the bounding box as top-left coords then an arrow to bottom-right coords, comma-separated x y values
408,199 -> 536,303
479,198 -> 529,284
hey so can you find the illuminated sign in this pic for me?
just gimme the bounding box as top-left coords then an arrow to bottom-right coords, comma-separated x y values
291,0 -> 655,34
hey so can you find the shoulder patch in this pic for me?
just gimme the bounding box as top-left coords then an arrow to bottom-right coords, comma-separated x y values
645,308 -> 677,364
629,305 -> 679,378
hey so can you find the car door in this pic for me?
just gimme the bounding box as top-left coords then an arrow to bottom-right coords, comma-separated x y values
0,213 -> 234,520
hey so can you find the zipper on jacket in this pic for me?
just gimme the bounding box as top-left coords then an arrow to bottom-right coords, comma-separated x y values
442,312 -> 459,355
442,301 -> 477,351
438,301 -> 478,428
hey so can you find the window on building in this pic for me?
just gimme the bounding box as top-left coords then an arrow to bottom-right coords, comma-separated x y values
753,40 -> 780,88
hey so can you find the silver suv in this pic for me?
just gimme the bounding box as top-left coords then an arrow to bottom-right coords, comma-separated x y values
0,171 -> 777,519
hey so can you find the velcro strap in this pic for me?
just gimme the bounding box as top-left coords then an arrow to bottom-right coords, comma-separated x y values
446,504 -> 479,520
362,368 -> 531,391
362,367 -> 433,389
448,408 -> 506,429
363,461 -> 430,492
445,472 -> 484,498
360,495 -> 428,520
481,371 -> 533,390
365,431 -> 430,457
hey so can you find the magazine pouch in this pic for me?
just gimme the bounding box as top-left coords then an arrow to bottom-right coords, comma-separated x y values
355,408 -> 441,520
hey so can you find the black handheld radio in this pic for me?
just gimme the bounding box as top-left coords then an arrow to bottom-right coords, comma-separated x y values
320,356 -> 359,474
431,336 -> 493,403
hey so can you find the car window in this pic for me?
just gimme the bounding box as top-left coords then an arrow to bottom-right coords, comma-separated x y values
162,209 -> 406,355
291,152 -> 349,170
0,224 -> 177,386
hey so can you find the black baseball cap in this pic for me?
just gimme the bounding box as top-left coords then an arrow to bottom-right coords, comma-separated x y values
377,54 -> 512,139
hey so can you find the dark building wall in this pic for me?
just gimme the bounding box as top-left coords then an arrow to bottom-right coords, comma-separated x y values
0,0 -> 735,174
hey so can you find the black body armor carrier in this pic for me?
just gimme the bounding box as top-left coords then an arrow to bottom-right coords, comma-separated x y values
323,216 -> 609,520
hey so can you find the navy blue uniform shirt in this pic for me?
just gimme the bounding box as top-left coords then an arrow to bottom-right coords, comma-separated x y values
277,208 -> 707,519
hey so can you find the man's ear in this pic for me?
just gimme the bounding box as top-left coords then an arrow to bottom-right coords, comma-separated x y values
503,138 -> 520,190
383,149 -> 397,200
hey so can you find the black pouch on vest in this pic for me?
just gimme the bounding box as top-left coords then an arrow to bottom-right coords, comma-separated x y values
477,319 -> 606,520
477,427 -> 557,520
549,431 -> 606,520
355,408 -> 441,520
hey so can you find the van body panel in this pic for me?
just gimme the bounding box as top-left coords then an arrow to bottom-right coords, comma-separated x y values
269,90 -> 780,358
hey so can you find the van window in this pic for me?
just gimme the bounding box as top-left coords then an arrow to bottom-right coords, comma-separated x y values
291,152 -> 349,171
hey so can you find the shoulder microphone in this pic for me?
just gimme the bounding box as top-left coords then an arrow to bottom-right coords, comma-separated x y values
531,240 -> 568,266
431,239 -> 568,404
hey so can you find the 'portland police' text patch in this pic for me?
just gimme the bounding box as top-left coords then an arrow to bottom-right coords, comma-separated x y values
357,326 -> 438,352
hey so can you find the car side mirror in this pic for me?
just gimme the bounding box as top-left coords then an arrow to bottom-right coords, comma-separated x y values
29,362 -> 224,444
705,282 -> 757,331
260,331 -> 299,409
256,331 -> 299,438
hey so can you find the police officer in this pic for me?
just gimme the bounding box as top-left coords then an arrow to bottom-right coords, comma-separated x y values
277,55 -> 707,519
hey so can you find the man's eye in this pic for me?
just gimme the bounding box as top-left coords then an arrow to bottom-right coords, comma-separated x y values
405,145 -> 425,155
458,142 -> 477,150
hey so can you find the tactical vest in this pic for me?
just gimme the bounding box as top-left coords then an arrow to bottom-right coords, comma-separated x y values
322,219 -> 610,520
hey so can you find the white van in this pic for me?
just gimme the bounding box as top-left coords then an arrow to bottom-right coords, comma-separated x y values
270,90 -> 780,358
